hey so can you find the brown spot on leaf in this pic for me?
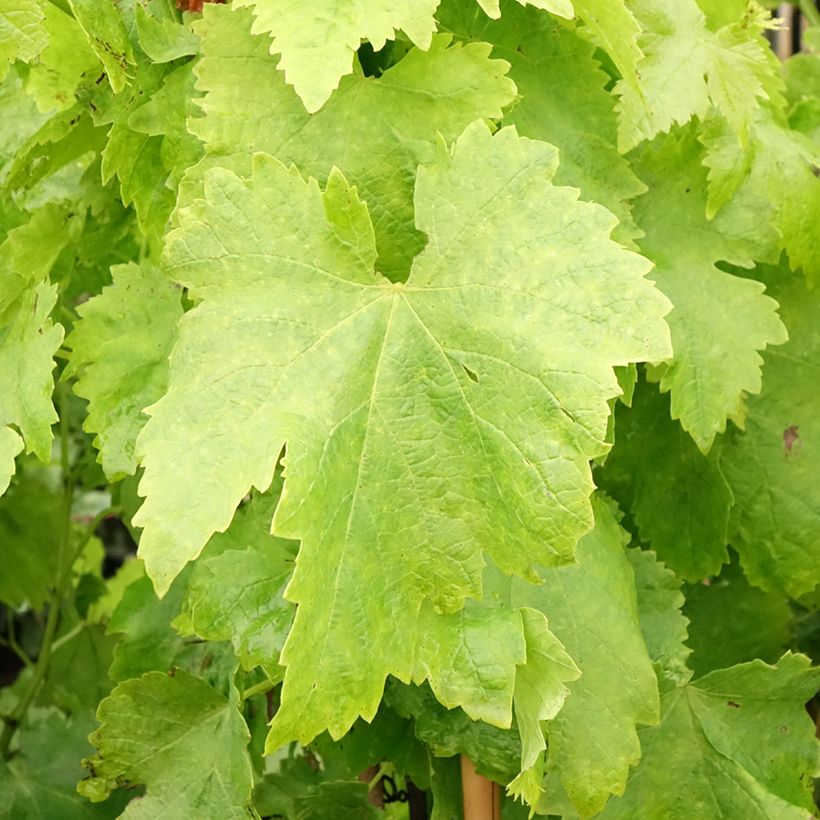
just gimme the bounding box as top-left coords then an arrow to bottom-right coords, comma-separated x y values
726,700 -> 741,708
783,425 -> 800,455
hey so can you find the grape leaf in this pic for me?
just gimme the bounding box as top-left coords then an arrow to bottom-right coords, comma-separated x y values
387,682 -> 521,783
135,122 -> 671,750
684,557 -> 792,677
599,654 -> 820,819
80,671 -> 255,818
437,0 -> 645,247
0,0 -> 47,76
600,377 -> 733,579
0,464 -> 62,608
0,426 -> 21,494
106,574 -> 189,682
475,0 -> 573,20
191,4 -> 516,280
230,0 -> 440,112
66,0 -> 133,94
631,126 -> 787,451
0,708 -> 128,819
719,266 -> 820,598
0,280 -> 63,467
616,0 -> 777,151
702,111 -> 820,284
293,782 -> 379,820
510,495 -> 660,815
95,58 -> 191,236
66,262 -> 182,479
628,547 -> 691,688
25,3 -> 98,113
134,2 -> 198,64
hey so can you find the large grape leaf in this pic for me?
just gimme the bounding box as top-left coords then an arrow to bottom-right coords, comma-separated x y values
437,0 -> 645,247
191,4 -> 516,280
135,122 -> 671,747
66,262 -> 182,479
79,671 -> 255,818
599,654 -> 820,819
631,126 -> 786,451
719,267 -> 820,598
230,0 -> 440,113
600,377 -> 733,579
616,0 -> 778,152
512,496 -> 660,815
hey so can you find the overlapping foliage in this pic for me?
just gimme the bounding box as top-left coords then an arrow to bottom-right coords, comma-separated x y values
0,0 -> 818,817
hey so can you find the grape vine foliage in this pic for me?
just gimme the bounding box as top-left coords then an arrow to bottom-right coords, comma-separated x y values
0,0 -> 818,817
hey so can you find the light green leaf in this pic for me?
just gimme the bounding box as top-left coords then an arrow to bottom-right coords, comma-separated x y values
571,0 -> 643,109
0,280 -> 63,463
684,558 -> 792,677
0,427 -> 22,495
616,0 -> 777,151
66,262 -> 182,479
475,0 -> 573,20
719,267 -> 820,597
25,3 -> 98,112
0,68 -> 50,184
80,671 -> 255,818
702,111 -> 820,283
632,126 -> 787,451
135,122 -> 670,750
600,377 -> 733,578
66,0 -> 133,94
98,61 -> 182,236
437,0 -> 645,247
600,654 -> 820,819
192,5 -> 516,280
511,496 -> 660,816
230,0 -> 440,112
628,547 -> 692,688
0,0 -> 47,75
128,61 -> 203,187
135,2 -> 198,64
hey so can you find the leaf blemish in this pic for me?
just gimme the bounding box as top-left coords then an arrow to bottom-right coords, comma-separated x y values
783,425 -> 799,455
461,363 -> 479,383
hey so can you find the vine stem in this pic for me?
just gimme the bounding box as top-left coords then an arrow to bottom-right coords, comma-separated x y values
0,387 -> 119,759
241,678 -> 277,702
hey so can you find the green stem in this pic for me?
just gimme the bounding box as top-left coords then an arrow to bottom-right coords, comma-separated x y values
798,0 -> 820,28
241,678 -> 277,702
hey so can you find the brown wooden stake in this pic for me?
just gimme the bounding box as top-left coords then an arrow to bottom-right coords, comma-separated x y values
358,764 -> 385,808
460,755 -> 501,820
